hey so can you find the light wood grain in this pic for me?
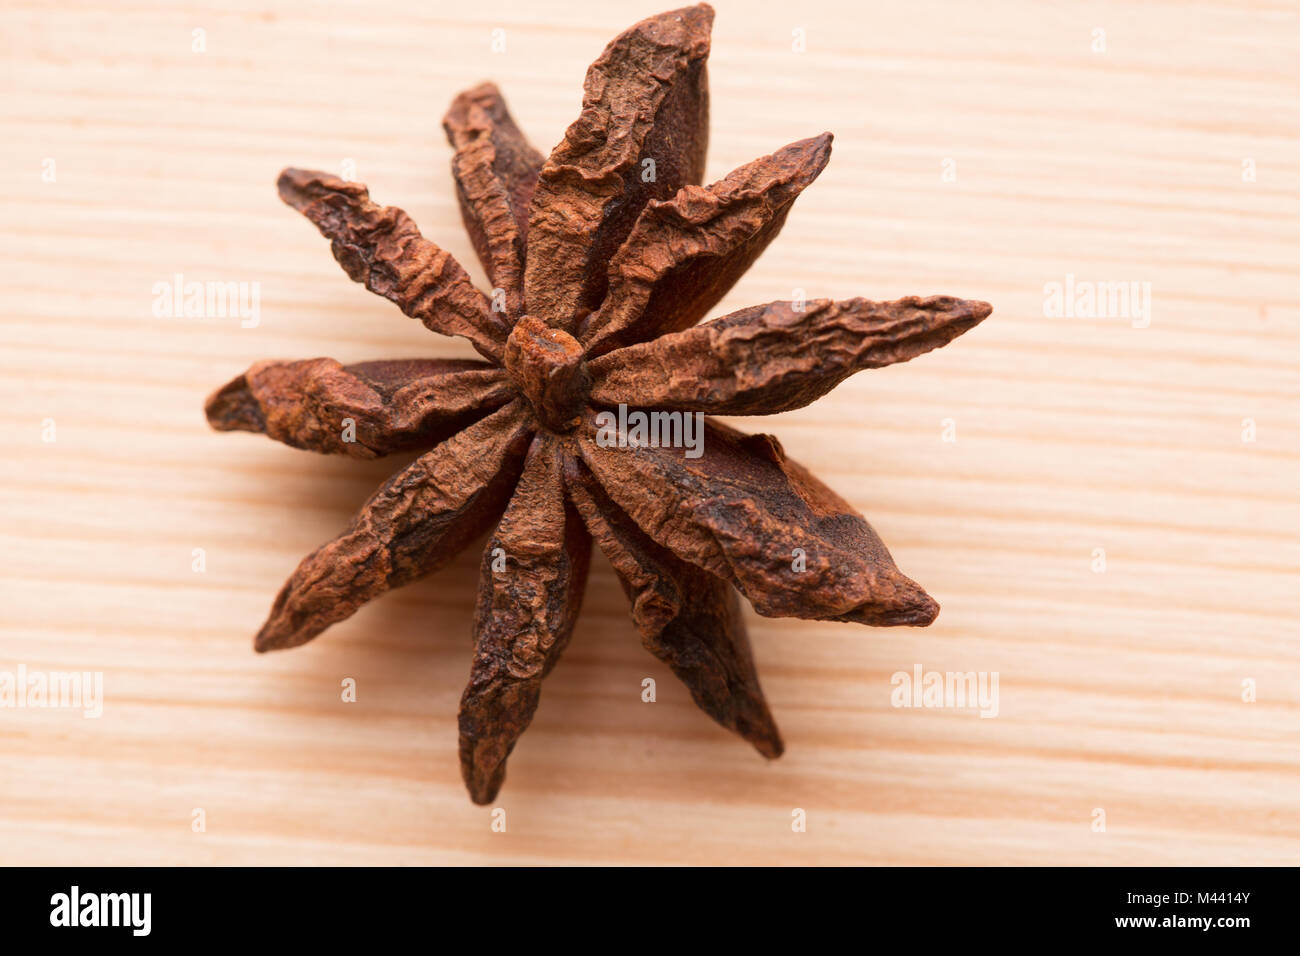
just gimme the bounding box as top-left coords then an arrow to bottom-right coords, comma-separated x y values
2,0 -> 1297,865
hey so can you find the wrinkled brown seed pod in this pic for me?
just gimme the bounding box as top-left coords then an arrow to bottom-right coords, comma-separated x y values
205,3 -> 992,804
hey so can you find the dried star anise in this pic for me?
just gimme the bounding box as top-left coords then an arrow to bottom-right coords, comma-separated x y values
205,3 -> 991,804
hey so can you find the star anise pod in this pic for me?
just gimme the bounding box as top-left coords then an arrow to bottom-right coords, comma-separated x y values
205,3 -> 991,804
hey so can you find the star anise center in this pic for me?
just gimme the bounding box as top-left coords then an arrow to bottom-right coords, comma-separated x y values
503,314 -> 591,432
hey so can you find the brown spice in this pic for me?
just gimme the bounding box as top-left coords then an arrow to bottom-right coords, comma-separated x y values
205,3 -> 992,804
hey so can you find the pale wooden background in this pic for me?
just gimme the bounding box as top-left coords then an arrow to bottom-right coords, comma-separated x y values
2,0 -> 1298,865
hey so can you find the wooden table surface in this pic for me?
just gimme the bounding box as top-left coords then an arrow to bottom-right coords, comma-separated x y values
3,0 -> 1298,865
